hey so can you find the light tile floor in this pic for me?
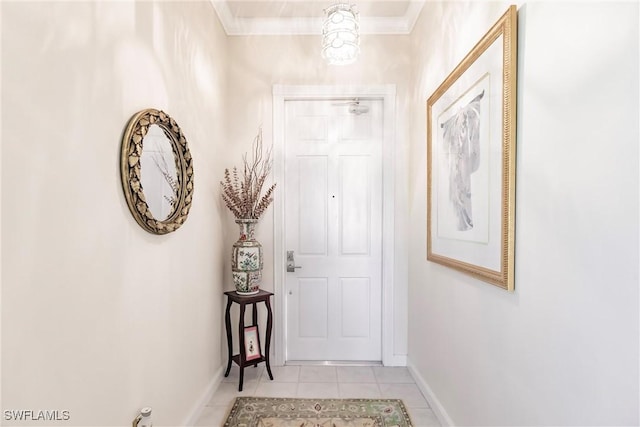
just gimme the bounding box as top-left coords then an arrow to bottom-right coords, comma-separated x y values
195,365 -> 441,426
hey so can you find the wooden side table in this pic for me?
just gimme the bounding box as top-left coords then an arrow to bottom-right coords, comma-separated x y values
223,289 -> 274,391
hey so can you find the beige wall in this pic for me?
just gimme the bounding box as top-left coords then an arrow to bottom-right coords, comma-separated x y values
224,33 -> 413,359
407,2 -> 639,425
1,1 -> 228,425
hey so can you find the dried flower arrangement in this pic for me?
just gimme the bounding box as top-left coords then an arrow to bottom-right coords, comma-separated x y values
221,128 -> 276,220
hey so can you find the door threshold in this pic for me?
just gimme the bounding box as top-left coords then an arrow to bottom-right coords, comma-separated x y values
285,360 -> 383,367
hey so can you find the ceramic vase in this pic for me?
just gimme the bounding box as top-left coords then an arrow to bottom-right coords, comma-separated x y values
232,219 -> 262,295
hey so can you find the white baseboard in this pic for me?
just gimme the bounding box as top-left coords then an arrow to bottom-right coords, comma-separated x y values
182,365 -> 224,426
406,358 -> 455,427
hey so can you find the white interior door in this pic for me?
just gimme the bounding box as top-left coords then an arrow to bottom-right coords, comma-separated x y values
284,98 -> 383,361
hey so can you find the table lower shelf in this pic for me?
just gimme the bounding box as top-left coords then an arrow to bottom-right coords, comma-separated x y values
231,354 -> 266,366
227,354 -> 274,391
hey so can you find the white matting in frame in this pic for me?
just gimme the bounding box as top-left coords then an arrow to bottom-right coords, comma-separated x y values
244,325 -> 261,361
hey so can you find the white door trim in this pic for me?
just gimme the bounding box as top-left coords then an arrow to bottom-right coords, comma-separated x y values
272,84 -> 397,366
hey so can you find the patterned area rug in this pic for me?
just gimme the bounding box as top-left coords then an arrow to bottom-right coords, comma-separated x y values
224,396 -> 413,427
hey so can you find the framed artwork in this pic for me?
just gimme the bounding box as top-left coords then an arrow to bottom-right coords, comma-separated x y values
427,5 -> 517,291
243,325 -> 262,361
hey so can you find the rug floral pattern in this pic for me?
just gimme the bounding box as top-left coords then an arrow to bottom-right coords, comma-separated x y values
224,397 -> 413,427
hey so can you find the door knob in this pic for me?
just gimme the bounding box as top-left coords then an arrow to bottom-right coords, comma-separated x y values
286,250 -> 302,272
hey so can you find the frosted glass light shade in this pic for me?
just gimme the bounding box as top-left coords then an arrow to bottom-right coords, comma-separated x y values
322,3 -> 360,65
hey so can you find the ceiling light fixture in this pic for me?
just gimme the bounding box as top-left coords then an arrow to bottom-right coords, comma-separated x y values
321,3 -> 360,65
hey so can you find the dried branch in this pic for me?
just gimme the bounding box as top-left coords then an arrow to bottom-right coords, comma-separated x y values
220,127 -> 277,219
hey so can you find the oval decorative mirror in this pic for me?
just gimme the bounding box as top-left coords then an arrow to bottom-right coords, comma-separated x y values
120,109 -> 194,234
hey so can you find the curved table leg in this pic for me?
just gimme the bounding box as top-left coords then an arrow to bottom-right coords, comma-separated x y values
252,302 -> 259,367
265,296 -> 274,380
224,296 -> 233,377
238,302 -> 247,391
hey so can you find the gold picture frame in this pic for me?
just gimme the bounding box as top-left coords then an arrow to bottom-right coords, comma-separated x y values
427,6 -> 517,291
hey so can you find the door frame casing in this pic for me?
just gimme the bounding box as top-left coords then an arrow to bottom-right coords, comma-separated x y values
272,84 -> 399,366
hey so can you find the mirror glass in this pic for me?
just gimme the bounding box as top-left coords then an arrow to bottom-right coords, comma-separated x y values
140,124 -> 178,221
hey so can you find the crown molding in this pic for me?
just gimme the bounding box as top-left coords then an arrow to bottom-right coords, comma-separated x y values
211,1 -> 425,36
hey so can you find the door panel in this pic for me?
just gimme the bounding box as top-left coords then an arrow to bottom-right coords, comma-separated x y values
340,278 -> 370,338
285,99 -> 383,361
297,156 -> 328,255
340,155 -> 371,255
297,278 -> 328,338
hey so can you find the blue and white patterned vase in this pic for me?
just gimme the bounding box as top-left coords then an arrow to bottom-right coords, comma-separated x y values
232,219 -> 262,295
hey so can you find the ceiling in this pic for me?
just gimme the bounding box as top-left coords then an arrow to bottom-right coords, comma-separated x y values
211,1 -> 426,35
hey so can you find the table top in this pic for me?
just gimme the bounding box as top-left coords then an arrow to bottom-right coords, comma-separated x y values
224,289 -> 273,303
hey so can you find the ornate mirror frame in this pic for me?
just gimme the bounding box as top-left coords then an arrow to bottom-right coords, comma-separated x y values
120,108 -> 194,234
